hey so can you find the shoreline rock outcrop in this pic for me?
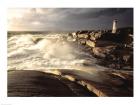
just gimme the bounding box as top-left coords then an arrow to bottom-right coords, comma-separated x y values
67,27 -> 133,70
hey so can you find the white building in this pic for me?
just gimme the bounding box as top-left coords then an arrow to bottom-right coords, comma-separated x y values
112,19 -> 117,33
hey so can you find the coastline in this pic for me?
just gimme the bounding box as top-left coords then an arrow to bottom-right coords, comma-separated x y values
8,70 -> 96,97
8,69 -> 133,97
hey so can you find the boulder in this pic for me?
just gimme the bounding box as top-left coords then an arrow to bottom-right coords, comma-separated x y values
94,32 -> 102,39
86,40 -> 95,48
92,46 -> 115,58
92,47 -> 106,58
79,39 -> 87,45
72,32 -> 77,39
77,34 -> 89,39
90,34 -> 96,41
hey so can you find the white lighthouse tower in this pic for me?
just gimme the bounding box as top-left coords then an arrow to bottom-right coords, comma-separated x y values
112,19 -> 117,33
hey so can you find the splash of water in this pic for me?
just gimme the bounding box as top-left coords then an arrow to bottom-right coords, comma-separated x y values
8,34 -> 99,70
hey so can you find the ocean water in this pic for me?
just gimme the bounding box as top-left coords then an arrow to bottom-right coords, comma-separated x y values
8,33 -> 109,82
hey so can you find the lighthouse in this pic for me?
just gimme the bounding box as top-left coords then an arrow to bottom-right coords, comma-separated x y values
112,19 -> 117,34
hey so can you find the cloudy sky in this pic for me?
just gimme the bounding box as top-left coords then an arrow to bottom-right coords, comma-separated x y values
8,8 -> 133,31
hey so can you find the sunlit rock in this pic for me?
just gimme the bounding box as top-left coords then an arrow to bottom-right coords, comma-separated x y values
78,39 -> 87,45
86,40 -> 95,48
94,32 -> 102,39
77,34 -> 89,39
90,34 -> 96,41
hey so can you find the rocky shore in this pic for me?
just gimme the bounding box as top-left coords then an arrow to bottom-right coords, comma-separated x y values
8,70 -> 96,97
67,27 -> 133,70
8,27 -> 133,97
8,69 -> 133,97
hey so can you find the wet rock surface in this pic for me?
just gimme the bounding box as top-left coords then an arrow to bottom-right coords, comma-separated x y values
8,70 -> 96,97
71,70 -> 132,97
50,69 -> 133,97
8,70 -> 133,97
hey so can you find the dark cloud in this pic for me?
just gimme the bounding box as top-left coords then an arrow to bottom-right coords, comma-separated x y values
8,8 -> 133,31
51,8 -> 131,19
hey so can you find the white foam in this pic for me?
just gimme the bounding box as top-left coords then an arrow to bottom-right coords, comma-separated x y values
8,34 -> 106,74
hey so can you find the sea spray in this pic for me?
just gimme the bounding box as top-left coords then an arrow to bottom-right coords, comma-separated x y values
8,34 -> 105,71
